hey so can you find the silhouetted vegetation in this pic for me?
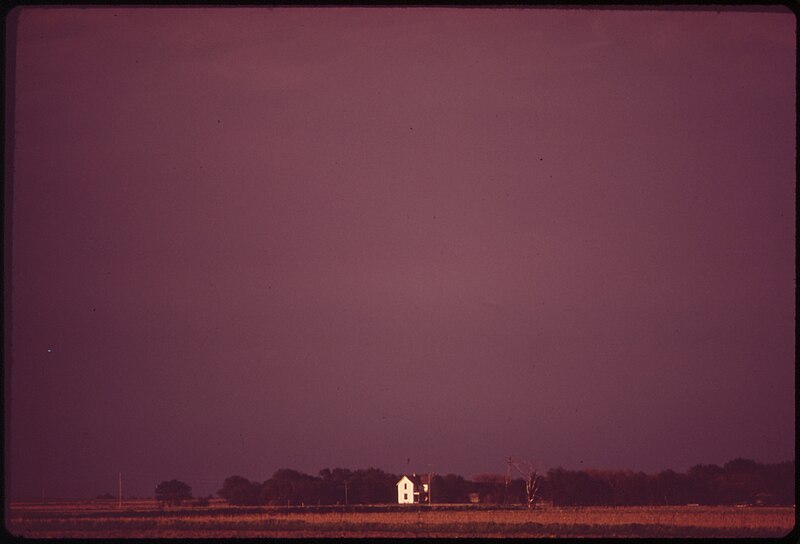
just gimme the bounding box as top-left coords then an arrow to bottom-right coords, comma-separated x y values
218,468 -> 399,506
154,480 -> 192,507
218,475 -> 262,506
215,459 -> 793,507
545,459 -> 794,506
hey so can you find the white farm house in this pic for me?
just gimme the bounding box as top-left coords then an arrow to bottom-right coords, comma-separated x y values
396,474 -> 429,504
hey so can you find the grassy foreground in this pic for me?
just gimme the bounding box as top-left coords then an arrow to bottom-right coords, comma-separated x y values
6,499 -> 795,538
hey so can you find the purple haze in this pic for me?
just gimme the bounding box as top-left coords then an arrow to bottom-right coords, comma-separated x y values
5,7 -> 795,499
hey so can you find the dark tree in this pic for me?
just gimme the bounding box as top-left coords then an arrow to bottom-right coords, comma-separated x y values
472,473 -> 506,504
349,467 -> 398,504
761,460 -> 794,505
687,463 -> 724,504
434,474 -> 471,503
217,475 -> 263,505
263,468 -> 325,505
155,479 -> 192,506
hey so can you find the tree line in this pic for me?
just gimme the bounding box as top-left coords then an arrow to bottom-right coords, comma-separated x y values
217,468 -> 398,506
545,458 -> 793,506
201,458 -> 793,507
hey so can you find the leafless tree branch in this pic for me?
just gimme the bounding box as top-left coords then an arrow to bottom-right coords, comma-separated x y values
508,457 -> 542,508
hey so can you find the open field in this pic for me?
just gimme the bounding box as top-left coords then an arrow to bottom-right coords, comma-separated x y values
6,499 -> 795,538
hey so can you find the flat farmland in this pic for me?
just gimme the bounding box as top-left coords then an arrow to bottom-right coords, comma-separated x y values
6,500 -> 795,538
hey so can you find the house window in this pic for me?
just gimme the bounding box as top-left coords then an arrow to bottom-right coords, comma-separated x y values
404,483 -> 407,490
404,493 -> 408,501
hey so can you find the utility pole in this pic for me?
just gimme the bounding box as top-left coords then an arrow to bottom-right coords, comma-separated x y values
427,465 -> 434,506
118,473 -> 123,508
505,457 -> 512,505
344,480 -> 348,506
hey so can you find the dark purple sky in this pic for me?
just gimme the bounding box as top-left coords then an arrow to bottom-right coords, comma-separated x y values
6,7 -> 795,499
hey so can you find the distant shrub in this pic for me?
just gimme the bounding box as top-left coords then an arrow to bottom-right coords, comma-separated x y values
155,479 -> 193,507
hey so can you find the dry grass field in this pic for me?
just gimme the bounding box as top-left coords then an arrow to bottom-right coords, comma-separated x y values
6,499 -> 795,538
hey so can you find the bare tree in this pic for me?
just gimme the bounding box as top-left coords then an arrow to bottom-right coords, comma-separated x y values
507,457 -> 541,508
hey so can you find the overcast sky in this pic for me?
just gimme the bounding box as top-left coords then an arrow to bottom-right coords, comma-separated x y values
6,6 -> 795,499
